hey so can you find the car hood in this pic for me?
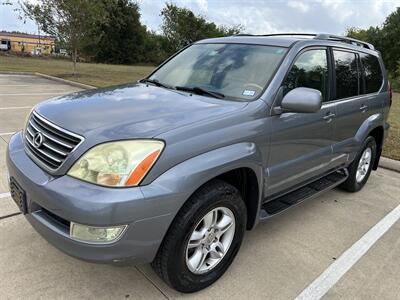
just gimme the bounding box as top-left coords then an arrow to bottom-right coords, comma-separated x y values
35,83 -> 247,139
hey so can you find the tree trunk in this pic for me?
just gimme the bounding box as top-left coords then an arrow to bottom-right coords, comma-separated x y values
72,47 -> 77,75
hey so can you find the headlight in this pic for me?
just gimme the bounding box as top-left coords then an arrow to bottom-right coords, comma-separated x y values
68,140 -> 164,187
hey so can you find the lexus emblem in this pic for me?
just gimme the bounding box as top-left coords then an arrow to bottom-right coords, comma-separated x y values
33,132 -> 44,148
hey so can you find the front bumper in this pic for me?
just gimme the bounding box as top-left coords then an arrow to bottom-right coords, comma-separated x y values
6,133 -> 178,265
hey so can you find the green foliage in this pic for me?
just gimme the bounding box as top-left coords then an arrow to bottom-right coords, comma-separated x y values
83,0 -> 147,64
141,31 -> 172,64
21,1 -> 244,67
346,7 -> 400,76
382,8 -> 400,75
160,3 -> 243,53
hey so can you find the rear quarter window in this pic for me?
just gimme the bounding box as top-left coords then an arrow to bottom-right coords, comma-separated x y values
360,53 -> 383,94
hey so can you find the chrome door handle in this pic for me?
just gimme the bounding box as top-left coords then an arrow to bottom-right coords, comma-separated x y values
360,105 -> 368,112
323,113 -> 336,121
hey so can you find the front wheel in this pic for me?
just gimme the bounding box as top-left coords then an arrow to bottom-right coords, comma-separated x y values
151,179 -> 247,293
340,136 -> 377,192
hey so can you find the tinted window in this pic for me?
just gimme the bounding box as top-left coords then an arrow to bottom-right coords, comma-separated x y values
149,43 -> 287,101
360,53 -> 382,93
283,49 -> 328,101
334,50 -> 359,99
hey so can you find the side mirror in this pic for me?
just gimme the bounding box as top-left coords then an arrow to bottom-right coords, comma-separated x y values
280,87 -> 322,113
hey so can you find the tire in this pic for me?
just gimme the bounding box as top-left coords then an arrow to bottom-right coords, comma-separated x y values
151,179 -> 247,293
340,136 -> 377,192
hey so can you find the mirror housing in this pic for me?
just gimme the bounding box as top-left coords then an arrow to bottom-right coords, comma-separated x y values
280,87 -> 322,113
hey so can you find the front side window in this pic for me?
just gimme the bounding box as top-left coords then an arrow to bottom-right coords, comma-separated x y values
282,49 -> 328,101
334,50 -> 359,99
149,43 -> 287,100
360,53 -> 383,94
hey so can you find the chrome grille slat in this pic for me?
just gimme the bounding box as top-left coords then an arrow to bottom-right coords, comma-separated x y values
42,142 -> 68,156
29,120 -> 74,149
26,143 -> 60,168
26,135 -> 62,163
32,113 -> 81,143
24,111 -> 84,171
27,127 -> 34,137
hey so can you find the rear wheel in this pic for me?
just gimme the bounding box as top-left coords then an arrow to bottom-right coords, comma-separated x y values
340,136 -> 377,192
151,179 -> 247,293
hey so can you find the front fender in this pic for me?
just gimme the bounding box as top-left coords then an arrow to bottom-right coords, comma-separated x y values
140,142 -> 264,238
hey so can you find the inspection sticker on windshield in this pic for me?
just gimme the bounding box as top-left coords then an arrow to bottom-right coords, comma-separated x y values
242,89 -> 256,96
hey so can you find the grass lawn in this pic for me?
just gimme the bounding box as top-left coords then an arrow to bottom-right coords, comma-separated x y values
0,55 -> 399,160
0,55 -> 155,87
382,92 -> 400,160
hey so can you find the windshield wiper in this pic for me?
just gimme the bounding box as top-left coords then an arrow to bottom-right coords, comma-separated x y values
175,86 -> 225,99
140,78 -> 172,89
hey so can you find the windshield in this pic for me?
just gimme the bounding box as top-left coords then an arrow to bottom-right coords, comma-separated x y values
148,43 -> 287,100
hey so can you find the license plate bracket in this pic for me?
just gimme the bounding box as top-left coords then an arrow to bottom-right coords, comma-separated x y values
9,177 -> 27,214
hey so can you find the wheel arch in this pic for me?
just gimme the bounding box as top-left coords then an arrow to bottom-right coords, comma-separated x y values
368,126 -> 384,170
353,113 -> 385,169
214,167 -> 261,230
149,143 -> 265,236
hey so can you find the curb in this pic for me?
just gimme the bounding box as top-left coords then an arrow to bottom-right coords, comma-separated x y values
379,157 -> 400,173
0,71 -> 96,90
35,73 -> 96,90
0,71 -> 35,76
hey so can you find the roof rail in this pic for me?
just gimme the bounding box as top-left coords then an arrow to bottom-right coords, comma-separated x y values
232,33 -> 375,50
233,33 -> 317,38
315,33 -> 375,50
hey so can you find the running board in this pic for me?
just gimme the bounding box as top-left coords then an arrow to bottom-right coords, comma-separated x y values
260,169 -> 348,220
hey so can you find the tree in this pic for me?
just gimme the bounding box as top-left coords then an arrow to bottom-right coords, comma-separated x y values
141,31 -> 172,64
21,0 -> 107,74
84,0 -> 147,64
346,7 -> 400,74
160,3 -> 243,53
381,8 -> 400,74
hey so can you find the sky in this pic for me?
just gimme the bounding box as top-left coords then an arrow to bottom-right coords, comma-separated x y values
1,0 -> 400,36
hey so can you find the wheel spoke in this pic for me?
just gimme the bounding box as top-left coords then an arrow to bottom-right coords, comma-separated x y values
188,230 -> 205,249
209,241 -> 225,259
216,214 -> 233,237
203,209 -> 218,229
188,248 -> 205,271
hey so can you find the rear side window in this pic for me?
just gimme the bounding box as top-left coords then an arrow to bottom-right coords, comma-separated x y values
333,50 -> 359,99
360,53 -> 383,93
283,49 -> 328,101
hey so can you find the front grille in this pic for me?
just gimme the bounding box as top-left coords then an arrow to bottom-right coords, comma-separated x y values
24,111 -> 84,170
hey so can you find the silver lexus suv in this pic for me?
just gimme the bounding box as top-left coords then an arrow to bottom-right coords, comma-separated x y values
6,33 -> 391,292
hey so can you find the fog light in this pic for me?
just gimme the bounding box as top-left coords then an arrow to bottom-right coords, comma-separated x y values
70,222 -> 127,244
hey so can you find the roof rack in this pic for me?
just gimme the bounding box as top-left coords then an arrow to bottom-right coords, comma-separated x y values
234,33 -> 317,38
232,33 -> 375,50
315,34 -> 374,50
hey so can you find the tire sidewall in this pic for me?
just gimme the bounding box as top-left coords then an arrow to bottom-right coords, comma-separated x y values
167,183 -> 246,292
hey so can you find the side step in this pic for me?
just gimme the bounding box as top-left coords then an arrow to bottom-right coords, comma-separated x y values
260,169 -> 348,220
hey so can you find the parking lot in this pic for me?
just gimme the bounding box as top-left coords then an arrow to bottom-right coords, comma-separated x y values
0,74 -> 400,300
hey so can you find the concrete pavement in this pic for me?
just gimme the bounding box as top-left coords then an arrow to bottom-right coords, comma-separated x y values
0,74 -> 399,299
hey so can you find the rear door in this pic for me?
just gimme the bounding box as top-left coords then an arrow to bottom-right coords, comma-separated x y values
267,47 -> 336,197
330,49 -> 383,167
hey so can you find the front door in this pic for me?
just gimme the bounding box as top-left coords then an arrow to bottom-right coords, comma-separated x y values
266,48 -> 336,197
